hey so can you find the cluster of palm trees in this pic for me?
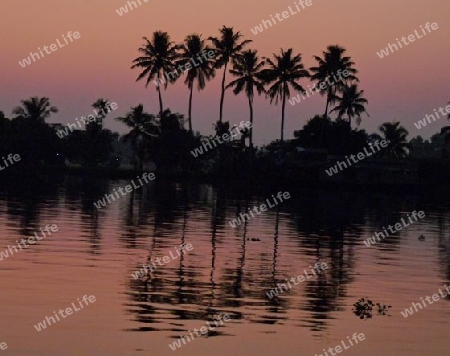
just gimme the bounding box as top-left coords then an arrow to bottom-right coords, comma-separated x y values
371,122 -> 409,158
441,100 -> 450,150
131,26 -> 369,145
12,97 -> 58,123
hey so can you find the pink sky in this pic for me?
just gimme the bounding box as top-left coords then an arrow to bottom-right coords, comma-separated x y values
1,0 -> 449,144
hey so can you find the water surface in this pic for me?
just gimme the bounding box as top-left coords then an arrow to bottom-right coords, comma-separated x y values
0,177 -> 449,355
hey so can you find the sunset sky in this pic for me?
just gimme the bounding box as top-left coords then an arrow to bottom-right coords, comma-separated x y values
1,0 -> 449,145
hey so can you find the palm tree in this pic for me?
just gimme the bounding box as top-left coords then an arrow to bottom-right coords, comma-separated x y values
12,97 -> 58,123
440,100 -> 450,157
331,84 -> 369,127
115,104 -> 158,169
131,31 -> 178,115
373,122 -> 409,159
209,26 -> 252,122
310,45 -> 359,118
151,109 -> 191,173
177,34 -> 215,132
259,48 -> 309,142
226,49 -> 265,147
91,98 -> 110,131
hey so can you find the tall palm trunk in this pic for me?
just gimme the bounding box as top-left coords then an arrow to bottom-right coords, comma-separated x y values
157,72 -> 164,115
324,86 -> 333,118
324,96 -> 330,118
321,88 -> 333,146
248,96 -> 253,147
135,143 -> 145,171
281,88 -> 286,142
219,62 -> 228,122
188,83 -> 193,132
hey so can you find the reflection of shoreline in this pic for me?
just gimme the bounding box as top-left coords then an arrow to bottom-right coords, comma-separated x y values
126,184 -> 358,334
131,243 -> 193,279
168,314 -> 230,350
9,180 -> 449,339
266,262 -> 328,299
363,210 -> 425,247
228,191 -> 290,227
0,224 -> 58,262
93,172 -> 155,209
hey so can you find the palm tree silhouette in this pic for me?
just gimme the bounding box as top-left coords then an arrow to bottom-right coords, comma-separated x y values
259,48 -> 309,142
12,97 -> 58,123
208,26 -> 252,122
131,31 -> 178,115
331,84 -> 369,127
90,98 -> 110,132
115,104 -> 158,169
226,49 -> 265,147
177,34 -> 215,132
440,100 -> 450,157
310,45 -> 359,118
372,122 -> 409,158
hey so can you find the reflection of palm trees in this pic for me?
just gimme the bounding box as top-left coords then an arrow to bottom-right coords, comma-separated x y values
234,202 -> 248,300
208,188 -> 220,313
126,184 -> 212,332
300,232 -> 353,333
218,199 -> 249,310
72,176 -> 110,254
435,208 -> 450,282
123,185 -> 366,335
266,208 -> 290,313
174,201 -> 188,304
286,190 -> 364,331
263,207 -> 296,325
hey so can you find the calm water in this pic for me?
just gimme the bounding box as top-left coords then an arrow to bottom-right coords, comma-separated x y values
0,176 -> 450,356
